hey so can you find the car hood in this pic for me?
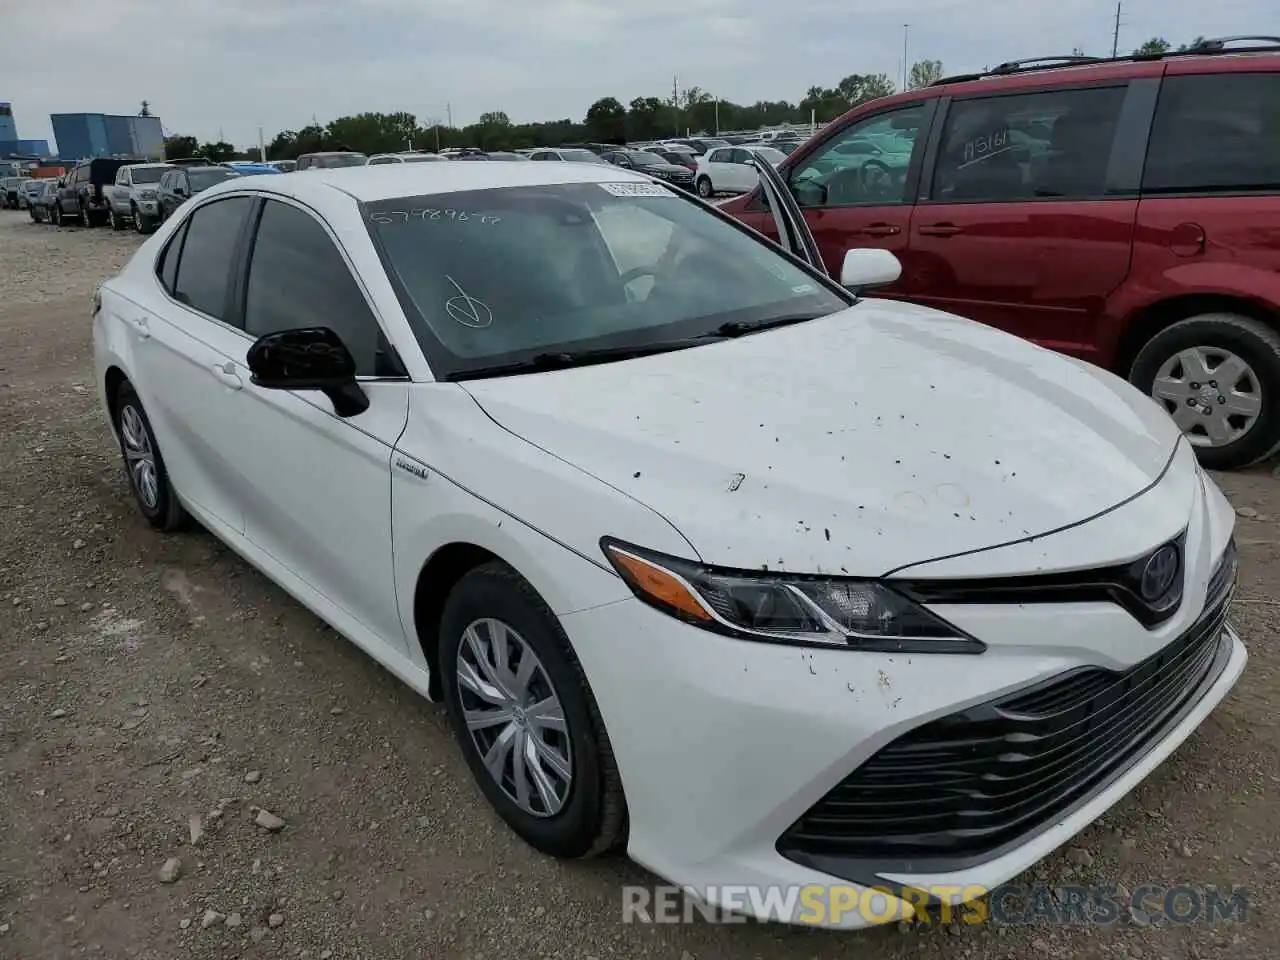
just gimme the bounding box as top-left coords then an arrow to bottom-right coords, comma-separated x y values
461,300 -> 1184,576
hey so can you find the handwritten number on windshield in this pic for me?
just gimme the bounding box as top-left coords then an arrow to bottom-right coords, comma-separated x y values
368,210 -> 501,225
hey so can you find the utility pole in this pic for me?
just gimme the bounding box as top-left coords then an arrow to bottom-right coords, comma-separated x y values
446,102 -> 453,128
1111,2 -> 1121,57
258,126 -> 266,162
672,75 -> 680,136
903,25 -> 910,90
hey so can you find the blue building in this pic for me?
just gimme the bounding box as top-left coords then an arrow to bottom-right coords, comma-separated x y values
50,112 -> 164,160
0,102 -> 52,159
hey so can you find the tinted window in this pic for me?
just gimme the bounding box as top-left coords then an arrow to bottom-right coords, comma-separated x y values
364,183 -> 847,379
931,86 -> 1126,202
131,167 -> 166,184
157,220 -> 188,293
368,156 -> 398,165
171,197 -> 252,319
318,154 -> 368,168
1143,74 -> 1280,195
244,200 -> 392,377
560,149 -> 605,164
189,169 -> 239,191
628,152 -> 666,167
789,104 -> 926,207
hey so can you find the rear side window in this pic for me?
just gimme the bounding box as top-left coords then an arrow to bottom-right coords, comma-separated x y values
931,86 -> 1127,202
1143,73 -> 1280,195
171,197 -> 253,320
156,220 -> 188,293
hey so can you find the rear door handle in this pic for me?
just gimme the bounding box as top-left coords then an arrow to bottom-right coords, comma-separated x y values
859,223 -> 901,237
917,223 -> 963,237
211,361 -> 243,390
130,316 -> 150,339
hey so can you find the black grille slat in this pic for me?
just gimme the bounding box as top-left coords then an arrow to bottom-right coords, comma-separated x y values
779,544 -> 1237,865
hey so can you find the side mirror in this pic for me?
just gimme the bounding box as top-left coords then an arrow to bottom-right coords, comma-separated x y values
791,179 -> 826,207
246,327 -> 369,417
840,248 -> 902,292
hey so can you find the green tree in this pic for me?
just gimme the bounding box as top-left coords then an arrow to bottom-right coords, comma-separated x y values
1177,36 -> 1208,52
584,97 -> 627,143
164,135 -> 199,160
197,141 -> 236,163
478,111 -> 511,127
908,59 -> 944,90
860,73 -> 896,101
1133,37 -> 1171,56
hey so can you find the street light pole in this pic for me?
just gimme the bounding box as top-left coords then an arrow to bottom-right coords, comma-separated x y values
903,25 -> 910,90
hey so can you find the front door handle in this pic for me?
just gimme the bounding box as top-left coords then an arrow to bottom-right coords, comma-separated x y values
859,223 -> 901,237
917,222 -> 963,237
211,361 -> 243,390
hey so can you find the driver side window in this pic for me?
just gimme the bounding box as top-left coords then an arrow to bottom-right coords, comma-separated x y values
788,104 -> 927,208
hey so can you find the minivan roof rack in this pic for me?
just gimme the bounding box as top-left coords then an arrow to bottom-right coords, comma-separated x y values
931,35 -> 1280,86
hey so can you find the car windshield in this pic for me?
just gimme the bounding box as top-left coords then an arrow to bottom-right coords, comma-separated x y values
560,149 -> 607,164
403,154 -> 445,162
626,152 -> 668,167
751,147 -> 787,165
363,181 -> 848,379
189,169 -> 239,190
131,167 -> 166,184
320,154 -> 368,168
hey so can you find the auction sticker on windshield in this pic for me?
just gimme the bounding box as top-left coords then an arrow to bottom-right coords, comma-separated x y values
598,182 -> 673,197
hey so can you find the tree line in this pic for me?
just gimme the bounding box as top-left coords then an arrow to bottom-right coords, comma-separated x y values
161,37 -> 1204,163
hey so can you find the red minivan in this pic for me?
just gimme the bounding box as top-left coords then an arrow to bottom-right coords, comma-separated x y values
719,38 -> 1280,469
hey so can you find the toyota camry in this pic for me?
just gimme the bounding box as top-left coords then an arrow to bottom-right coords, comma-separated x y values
91,157 -> 1246,927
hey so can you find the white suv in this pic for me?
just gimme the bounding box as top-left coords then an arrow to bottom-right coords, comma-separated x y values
107,163 -> 172,234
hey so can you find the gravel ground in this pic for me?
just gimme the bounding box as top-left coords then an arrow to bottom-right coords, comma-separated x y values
1,207 -> 1278,960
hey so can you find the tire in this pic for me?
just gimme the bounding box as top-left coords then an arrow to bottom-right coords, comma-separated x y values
51,204 -> 62,227
133,206 -> 153,234
1129,312 -> 1280,470
109,208 -> 122,231
79,205 -> 93,227
438,561 -> 626,859
696,176 -> 713,198
113,381 -> 189,532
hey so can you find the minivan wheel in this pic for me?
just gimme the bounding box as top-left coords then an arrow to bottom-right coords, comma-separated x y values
696,176 -> 713,198
113,381 -> 189,531
1130,312 -> 1280,470
438,561 -> 626,859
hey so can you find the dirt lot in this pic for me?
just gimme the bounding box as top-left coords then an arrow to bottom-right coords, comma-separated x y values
0,206 -> 1278,960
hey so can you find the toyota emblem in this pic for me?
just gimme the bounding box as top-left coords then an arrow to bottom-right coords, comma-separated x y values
1140,545 -> 1180,601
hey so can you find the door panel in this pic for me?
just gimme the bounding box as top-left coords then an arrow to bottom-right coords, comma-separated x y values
906,84 -> 1137,357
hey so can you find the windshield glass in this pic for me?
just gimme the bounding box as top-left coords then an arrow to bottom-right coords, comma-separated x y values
751,147 -> 787,165
403,154 -> 445,162
320,154 -> 368,168
189,169 -> 239,190
561,149 -> 607,164
626,152 -> 668,167
131,167 -> 167,184
364,182 -> 847,379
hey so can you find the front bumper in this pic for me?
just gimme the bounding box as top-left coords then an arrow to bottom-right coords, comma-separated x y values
559,458 -> 1245,928
135,199 -> 160,215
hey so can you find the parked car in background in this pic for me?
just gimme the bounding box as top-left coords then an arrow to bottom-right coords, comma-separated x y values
92,157 -> 1245,929
721,38 -> 1280,468
107,162 -> 172,233
157,166 -> 241,222
485,152 -> 526,161
297,151 -> 368,170
21,177 -> 51,209
649,149 -> 698,173
367,152 -> 447,164
527,148 -> 609,164
695,145 -> 786,197
669,137 -> 731,155
222,161 -> 282,175
51,158 -> 129,227
599,149 -> 696,191
166,157 -> 214,167
3,176 -> 26,209
25,179 -> 58,222
267,160 -> 297,172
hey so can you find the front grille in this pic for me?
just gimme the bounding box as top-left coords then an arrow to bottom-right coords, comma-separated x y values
778,540 -> 1237,873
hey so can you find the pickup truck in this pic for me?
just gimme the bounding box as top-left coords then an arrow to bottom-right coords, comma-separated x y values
106,162 -> 172,233
51,158 -> 128,227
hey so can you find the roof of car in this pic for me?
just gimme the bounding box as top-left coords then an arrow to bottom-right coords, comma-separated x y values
197,160 -> 652,203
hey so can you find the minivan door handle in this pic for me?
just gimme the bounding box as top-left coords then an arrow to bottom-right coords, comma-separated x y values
859,223 -> 901,237
917,222 -> 964,237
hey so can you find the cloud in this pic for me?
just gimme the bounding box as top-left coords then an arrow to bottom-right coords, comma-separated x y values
0,0 -> 1269,149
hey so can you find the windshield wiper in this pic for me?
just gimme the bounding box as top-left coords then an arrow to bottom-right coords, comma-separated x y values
448,338 -> 720,380
709,314 -> 827,338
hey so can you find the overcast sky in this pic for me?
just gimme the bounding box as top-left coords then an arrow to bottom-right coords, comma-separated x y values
1,0 -> 1267,150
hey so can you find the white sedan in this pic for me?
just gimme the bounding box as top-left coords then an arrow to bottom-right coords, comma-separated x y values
695,145 -> 787,197
93,158 -> 1245,928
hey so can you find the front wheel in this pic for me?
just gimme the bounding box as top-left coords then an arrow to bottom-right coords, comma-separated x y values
109,208 -> 123,230
113,381 -> 190,531
1130,312 -> 1280,470
696,176 -> 713,198
439,562 -> 626,859
51,204 -> 62,227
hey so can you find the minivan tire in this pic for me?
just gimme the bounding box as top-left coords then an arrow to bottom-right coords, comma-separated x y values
1129,312 -> 1280,470
438,561 -> 627,860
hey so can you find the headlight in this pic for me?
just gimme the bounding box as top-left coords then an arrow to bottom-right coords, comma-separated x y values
600,538 -> 983,654
139,190 -> 157,200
